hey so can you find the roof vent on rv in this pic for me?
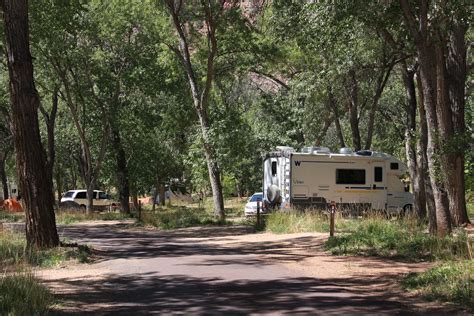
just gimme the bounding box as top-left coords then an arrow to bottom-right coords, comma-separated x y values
356,150 -> 373,156
339,147 -> 353,154
301,146 -> 330,154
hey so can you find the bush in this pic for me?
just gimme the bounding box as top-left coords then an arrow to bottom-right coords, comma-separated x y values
0,274 -> 54,315
403,260 -> 474,308
324,216 -> 472,261
140,206 -> 230,229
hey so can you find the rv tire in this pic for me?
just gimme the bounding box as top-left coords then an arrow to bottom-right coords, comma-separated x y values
401,204 -> 413,217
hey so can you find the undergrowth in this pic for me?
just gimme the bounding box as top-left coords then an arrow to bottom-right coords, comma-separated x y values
403,260 -> 473,308
55,211 -> 132,225
140,206 -> 231,229
0,232 -> 91,268
0,274 -> 53,315
324,217 -> 472,261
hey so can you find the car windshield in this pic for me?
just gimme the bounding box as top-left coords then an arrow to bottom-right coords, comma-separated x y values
64,191 -> 74,198
249,194 -> 262,202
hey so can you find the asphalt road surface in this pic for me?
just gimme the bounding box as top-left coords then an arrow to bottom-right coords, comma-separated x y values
39,221 -> 465,315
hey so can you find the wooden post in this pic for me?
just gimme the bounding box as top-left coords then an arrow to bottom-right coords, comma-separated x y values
330,201 -> 336,237
256,200 -> 261,228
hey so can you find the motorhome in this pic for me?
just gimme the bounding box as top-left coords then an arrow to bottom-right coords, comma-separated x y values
263,146 -> 413,214
0,179 -> 18,201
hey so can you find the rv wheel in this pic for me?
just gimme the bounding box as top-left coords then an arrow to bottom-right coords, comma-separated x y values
401,204 -> 413,217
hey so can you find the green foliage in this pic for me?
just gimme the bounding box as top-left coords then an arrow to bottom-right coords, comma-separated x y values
55,211 -> 132,225
140,206 -> 231,230
0,212 -> 24,223
265,211 -> 330,234
0,274 -> 54,315
324,218 -> 472,261
0,232 -> 90,268
403,260 -> 474,308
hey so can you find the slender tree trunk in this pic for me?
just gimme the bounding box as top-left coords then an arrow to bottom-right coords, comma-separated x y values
347,69 -> 361,151
159,183 -> 165,207
86,183 -> 94,214
446,23 -> 469,225
111,128 -> 130,213
313,113 -> 332,146
152,177 -> 159,211
416,75 -> 435,231
0,152 -> 9,199
55,166 -> 62,207
402,65 -> 426,219
198,111 -> 225,219
365,64 -> 393,150
2,0 -> 59,248
327,87 -> 345,148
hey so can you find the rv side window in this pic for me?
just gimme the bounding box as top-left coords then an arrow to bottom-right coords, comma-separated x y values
336,169 -> 366,185
271,161 -> 277,176
374,167 -> 383,182
390,162 -> 399,170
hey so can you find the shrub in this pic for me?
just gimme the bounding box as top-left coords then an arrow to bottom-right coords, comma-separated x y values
140,206 -> 230,229
55,211 -> 132,225
0,274 -> 53,315
324,216 -> 472,261
403,260 -> 474,308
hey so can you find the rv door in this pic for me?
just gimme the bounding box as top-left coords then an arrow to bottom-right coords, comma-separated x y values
371,164 -> 386,210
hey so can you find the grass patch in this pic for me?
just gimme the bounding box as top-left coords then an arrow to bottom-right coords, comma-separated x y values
0,211 -> 24,223
55,211 -> 132,225
0,232 -> 91,268
140,206 -> 231,229
265,210 -> 360,234
0,274 -> 54,315
403,260 -> 473,308
324,216 -> 472,261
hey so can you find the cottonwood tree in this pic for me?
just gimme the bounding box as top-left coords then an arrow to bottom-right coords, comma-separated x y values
400,0 -> 471,234
1,0 -> 59,248
163,0 -> 226,219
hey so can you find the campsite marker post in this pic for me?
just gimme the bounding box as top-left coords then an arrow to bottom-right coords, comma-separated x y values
329,201 -> 336,237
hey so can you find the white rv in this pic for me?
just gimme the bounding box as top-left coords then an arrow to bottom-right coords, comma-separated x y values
263,146 -> 413,214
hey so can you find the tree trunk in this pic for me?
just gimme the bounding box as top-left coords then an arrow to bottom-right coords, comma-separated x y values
416,75 -> 435,231
2,0 -> 59,248
55,165 -> 62,207
86,183 -> 94,214
347,69 -> 361,151
446,23 -> 469,225
159,183 -> 165,207
365,63 -> 393,150
402,65 -> 426,219
313,113 -> 332,146
111,128 -> 130,213
152,177 -> 159,211
418,46 -> 451,236
327,87 -> 345,148
198,110 -> 225,220
0,152 -> 9,199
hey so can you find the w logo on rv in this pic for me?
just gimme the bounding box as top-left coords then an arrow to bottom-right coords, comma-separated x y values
294,161 -> 302,166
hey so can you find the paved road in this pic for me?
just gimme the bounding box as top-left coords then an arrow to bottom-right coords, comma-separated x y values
39,221 -> 461,315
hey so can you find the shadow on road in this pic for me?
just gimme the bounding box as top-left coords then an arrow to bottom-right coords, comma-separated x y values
47,272 -> 429,315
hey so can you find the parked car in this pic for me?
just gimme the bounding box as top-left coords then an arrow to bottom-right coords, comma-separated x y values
244,192 -> 264,217
60,190 -> 116,211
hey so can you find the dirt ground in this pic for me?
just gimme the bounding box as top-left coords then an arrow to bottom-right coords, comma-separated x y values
38,221 -> 469,315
